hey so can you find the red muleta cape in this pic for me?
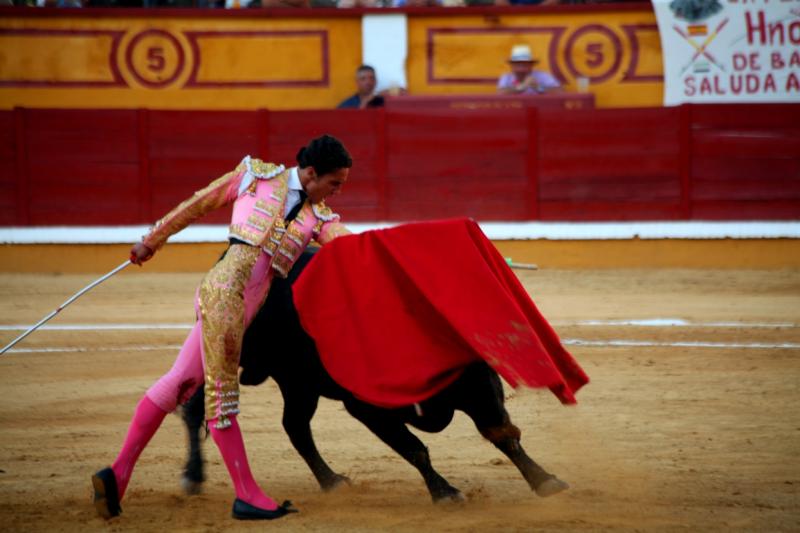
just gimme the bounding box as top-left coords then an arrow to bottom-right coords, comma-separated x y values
293,218 -> 589,408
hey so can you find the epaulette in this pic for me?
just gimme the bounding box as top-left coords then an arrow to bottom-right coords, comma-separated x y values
238,155 -> 285,195
312,201 -> 340,222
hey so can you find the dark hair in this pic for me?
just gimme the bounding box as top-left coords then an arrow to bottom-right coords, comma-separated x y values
356,65 -> 375,75
296,134 -> 352,176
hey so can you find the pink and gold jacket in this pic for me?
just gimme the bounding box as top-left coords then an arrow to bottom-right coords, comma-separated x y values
142,156 -> 349,277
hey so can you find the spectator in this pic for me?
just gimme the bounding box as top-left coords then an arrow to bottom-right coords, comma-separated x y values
337,0 -> 389,6
337,65 -> 385,109
392,0 -> 440,5
507,0 -> 560,4
497,44 -> 561,95
257,0 -> 311,5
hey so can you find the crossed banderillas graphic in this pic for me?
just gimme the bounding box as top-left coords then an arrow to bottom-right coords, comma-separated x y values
673,17 -> 729,74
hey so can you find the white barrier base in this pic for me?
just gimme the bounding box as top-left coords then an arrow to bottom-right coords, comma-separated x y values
0,221 -> 798,244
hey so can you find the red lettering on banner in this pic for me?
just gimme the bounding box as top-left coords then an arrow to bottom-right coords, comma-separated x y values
788,72 -> 800,92
769,50 -> 800,69
698,75 -> 727,95
747,73 -> 760,93
733,52 -> 761,70
730,74 -> 796,95
764,73 -> 777,92
745,10 -> 800,45
751,52 -> 762,70
746,11 -> 767,44
730,73 -> 766,93
773,20 -> 788,44
685,76 -> 696,96
731,75 -> 743,94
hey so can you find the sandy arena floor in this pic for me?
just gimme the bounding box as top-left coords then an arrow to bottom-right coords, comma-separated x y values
0,268 -> 798,532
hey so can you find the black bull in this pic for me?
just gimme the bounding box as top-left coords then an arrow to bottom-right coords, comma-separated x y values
180,250 -> 569,502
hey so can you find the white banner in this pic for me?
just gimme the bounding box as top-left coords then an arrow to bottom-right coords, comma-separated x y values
363,14 -> 408,93
652,0 -> 800,105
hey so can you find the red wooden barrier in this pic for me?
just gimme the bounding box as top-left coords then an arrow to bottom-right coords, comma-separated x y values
145,110 -> 263,224
268,110 -> 386,221
689,104 -> 800,219
538,107 -> 684,221
385,108 -> 530,220
22,108 -> 140,225
1,104 -> 798,227
0,110 -> 18,226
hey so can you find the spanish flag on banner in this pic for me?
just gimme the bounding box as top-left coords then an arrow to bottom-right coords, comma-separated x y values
687,24 -> 708,36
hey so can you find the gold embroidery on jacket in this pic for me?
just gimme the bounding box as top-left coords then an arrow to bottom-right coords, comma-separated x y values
144,168 -> 241,252
249,158 -> 281,178
198,244 -> 261,430
228,172 -> 289,248
286,222 -> 306,247
245,213 -> 269,232
228,226 -> 261,246
253,200 -> 276,217
312,202 -> 335,220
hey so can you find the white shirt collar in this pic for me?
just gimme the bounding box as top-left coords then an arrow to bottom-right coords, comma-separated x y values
288,166 -> 303,192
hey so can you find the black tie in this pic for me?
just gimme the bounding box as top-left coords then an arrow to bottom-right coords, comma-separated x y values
285,190 -> 307,222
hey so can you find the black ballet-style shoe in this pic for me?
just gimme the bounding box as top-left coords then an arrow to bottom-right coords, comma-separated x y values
231,499 -> 298,520
91,467 -> 122,519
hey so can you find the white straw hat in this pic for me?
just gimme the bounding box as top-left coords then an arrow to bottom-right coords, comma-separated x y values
508,44 -> 538,63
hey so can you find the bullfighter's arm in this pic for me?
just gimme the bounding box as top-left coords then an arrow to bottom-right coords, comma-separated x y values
317,222 -> 351,245
141,164 -> 245,253
311,202 -> 350,246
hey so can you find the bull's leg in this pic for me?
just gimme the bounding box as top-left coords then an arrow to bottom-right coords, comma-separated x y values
279,384 -> 350,491
180,386 -> 206,495
456,365 -> 569,497
343,400 -> 464,503
480,423 -> 568,497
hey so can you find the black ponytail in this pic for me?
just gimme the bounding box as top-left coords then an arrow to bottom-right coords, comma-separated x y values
296,134 -> 352,176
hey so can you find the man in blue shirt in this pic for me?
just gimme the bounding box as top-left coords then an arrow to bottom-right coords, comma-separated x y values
337,65 -> 385,109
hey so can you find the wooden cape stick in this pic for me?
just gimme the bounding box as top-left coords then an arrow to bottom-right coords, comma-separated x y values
507,261 -> 539,271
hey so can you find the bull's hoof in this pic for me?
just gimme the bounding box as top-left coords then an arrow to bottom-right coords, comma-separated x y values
321,474 -> 351,492
432,487 -> 466,504
535,476 -> 569,497
181,475 -> 203,495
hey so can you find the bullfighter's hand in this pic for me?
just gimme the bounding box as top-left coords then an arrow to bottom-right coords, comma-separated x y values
130,242 -> 154,265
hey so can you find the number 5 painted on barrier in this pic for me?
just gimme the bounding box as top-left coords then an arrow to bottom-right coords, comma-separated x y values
586,43 -> 604,68
147,47 -> 165,73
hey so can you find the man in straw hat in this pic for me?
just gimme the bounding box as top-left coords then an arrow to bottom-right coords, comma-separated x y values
497,44 -> 561,95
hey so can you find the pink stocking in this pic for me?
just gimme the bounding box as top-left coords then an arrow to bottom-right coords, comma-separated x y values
210,415 -> 278,510
111,395 -> 168,500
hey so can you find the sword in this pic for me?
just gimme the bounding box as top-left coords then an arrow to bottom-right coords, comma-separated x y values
0,260 -> 133,355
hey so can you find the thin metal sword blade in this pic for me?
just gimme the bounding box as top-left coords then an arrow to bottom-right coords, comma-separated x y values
0,260 -> 132,355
